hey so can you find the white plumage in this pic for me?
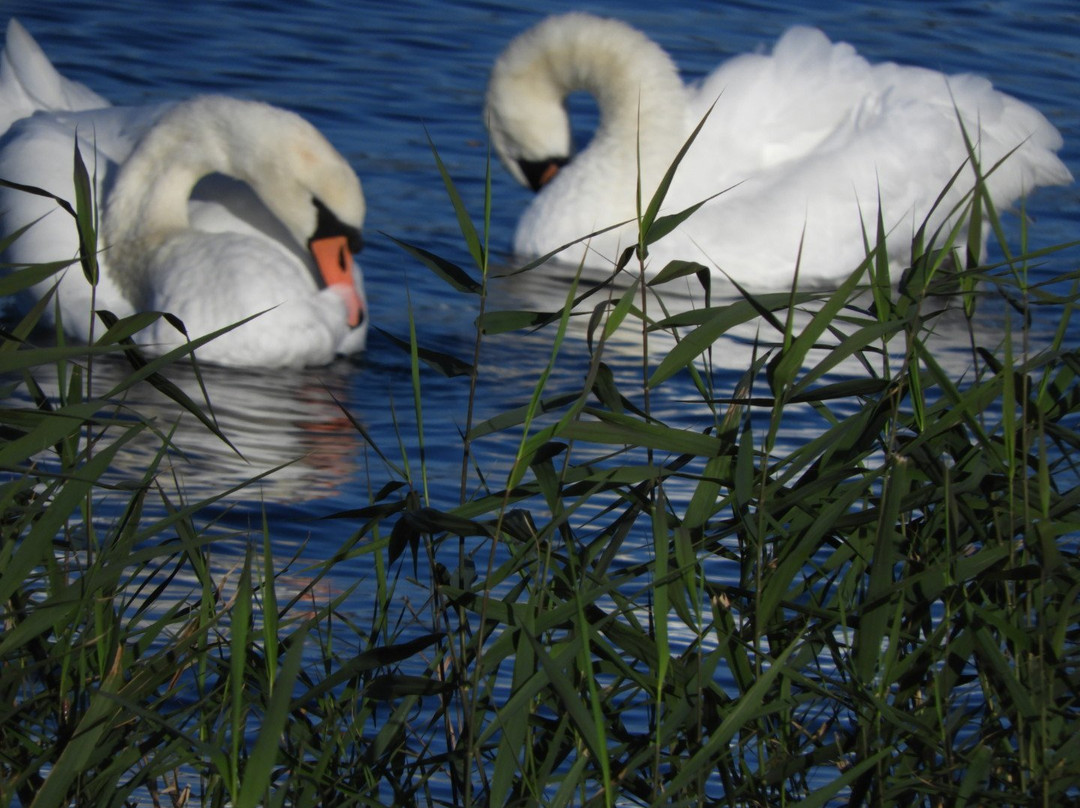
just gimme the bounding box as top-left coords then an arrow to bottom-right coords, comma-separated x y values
0,19 -> 368,367
486,13 -> 1072,283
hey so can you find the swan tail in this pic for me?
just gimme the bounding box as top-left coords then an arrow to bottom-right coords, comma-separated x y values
946,74 -> 1073,208
0,18 -> 108,134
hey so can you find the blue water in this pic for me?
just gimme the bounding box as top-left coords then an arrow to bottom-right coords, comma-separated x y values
2,0 -> 1077,800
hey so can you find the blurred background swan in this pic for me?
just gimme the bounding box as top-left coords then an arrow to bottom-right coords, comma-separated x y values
0,19 -> 368,368
485,13 -> 1072,285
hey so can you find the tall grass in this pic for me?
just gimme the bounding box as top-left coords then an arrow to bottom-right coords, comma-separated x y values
1,136 -> 1078,807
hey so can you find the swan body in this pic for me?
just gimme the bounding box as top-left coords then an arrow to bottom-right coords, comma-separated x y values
486,14 -> 1072,284
0,19 -> 367,367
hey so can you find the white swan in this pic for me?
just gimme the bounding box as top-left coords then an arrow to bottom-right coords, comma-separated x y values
485,13 -> 1072,284
0,18 -> 367,367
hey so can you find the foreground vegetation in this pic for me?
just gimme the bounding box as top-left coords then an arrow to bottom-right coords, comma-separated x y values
1,143 -> 1079,808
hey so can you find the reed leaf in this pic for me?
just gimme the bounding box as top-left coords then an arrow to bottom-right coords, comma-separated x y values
385,233 -> 482,294
374,325 -> 473,377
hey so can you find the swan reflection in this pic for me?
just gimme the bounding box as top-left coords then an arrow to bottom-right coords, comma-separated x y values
22,356 -> 367,505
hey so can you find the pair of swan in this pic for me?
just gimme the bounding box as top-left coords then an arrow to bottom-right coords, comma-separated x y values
0,19 -> 367,368
1,15 -> 1072,367
486,13 -> 1071,283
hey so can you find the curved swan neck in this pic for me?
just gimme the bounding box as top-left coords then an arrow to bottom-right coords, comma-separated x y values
104,98 -> 250,292
549,18 -> 686,132
490,14 -> 690,167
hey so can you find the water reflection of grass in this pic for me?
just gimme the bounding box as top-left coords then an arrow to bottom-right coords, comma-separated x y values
3,145 -> 1080,807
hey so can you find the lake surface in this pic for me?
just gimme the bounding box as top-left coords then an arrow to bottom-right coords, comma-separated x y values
2,0 -> 1077,796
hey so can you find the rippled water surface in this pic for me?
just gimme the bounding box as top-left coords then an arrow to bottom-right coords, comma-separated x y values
3,0 -> 1078,691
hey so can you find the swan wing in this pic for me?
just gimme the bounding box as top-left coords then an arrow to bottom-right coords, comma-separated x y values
0,102 -> 170,334
675,26 -> 1072,280
0,19 -> 109,132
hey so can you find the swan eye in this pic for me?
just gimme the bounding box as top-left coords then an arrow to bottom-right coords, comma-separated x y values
311,198 -> 363,253
518,157 -> 568,191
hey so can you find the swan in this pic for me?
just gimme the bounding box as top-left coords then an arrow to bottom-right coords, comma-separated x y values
485,13 -> 1072,284
0,18 -> 367,367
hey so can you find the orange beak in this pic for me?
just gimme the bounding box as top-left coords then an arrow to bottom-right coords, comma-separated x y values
538,161 -> 561,188
519,157 -> 569,191
310,235 -> 363,327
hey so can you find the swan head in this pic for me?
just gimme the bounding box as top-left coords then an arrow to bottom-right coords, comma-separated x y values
485,17 -> 578,191
254,119 -> 367,325
248,113 -> 366,252
485,73 -> 572,191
